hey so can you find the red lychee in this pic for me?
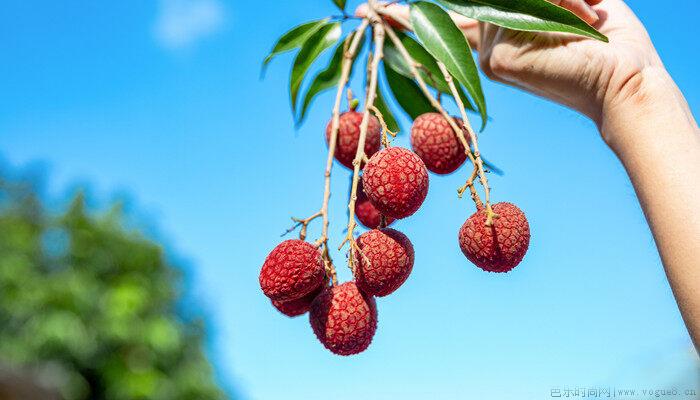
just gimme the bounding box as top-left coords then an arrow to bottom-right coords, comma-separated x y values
326,111 -> 381,170
362,147 -> 429,219
259,240 -> 325,302
355,176 -> 395,229
309,281 -> 377,356
458,202 -> 530,273
272,284 -> 325,317
354,228 -> 414,297
411,112 -> 468,175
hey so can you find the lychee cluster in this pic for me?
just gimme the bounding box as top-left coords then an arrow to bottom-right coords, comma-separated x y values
260,109 -> 534,356
260,4 -> 543,359
258,110 -> 434,356
260,227 -> 415,355
408,112 -> 531,273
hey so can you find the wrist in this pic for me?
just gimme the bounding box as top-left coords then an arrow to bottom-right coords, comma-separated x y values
599,67 -> 697,155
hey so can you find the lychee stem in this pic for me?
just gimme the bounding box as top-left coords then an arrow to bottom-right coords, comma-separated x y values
436,61 -> 498,226
286,212 -> 322,241
416,63 -> 442,104
317,19 -> 369,285
457,166 -> 483,209
341,0 -> 384,272
369,105 -> 397,148
384,22 -> 485,210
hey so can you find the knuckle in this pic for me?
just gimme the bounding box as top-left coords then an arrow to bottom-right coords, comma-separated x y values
489,51 -> 511,77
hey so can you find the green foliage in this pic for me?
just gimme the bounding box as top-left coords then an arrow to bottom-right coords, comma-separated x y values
268,0 -> 606,133
374,85 -> 400,133
299,40 -> 346,125
0,177 -> 227,400
332,0 -> 346,12
262,18 -> 329,69
410,1 -> 487,129
438,0 -> 608,42
384,62 -> 434,120
299,31 -> 365,125
290,22 -> 342,114
383,30 -> 475,112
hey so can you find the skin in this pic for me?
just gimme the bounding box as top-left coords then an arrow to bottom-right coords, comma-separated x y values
358,0 -> 700,351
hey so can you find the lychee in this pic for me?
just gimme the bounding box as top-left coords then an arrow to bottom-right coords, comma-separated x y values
354,228 -> 414,297
259,240 -> 325,302
272,284 -> 325,317
458,202 -> 530,273
362,147 -> 429,219
326,111 -> 381,169
309,281 -> 377,356
411,112 -> 467,175
355,176 -> 395,229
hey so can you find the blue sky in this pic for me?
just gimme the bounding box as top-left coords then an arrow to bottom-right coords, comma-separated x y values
1,1 -> 699,399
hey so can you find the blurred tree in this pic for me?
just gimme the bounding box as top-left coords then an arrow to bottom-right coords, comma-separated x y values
0,175 -> 228,400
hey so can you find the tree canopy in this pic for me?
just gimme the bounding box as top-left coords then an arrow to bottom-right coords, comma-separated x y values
0,175 -> 227,400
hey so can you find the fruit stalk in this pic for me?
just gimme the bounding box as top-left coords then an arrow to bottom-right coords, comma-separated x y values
317,19 -> 370,285
341,0 -> 385,270
457,166 -> 483,209
368,105 -> 397,148
383,21 -> 485,210
436,62 -> 497,225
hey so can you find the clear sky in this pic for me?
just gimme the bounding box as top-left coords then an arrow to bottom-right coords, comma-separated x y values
1,1 -> 699,399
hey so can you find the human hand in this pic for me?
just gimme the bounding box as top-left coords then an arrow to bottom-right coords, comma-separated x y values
357,1 -> 665,140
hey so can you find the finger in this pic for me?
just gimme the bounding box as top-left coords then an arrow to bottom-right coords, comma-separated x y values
462,20 -> 481,51
549,0 -> 600,25
354,3 -> 373,19
356,3 -> 481,50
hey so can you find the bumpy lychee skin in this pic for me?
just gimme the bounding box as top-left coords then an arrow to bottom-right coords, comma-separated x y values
355,176 -> 395,229
326,111 -> 381,169
272,284 -> 324,317
411,112 -> 467,175
259,240 -> 325,302
309,281 -> 377,356
458,202 -> 530,273
362,147 -> 429,219
354,228 -> 414,297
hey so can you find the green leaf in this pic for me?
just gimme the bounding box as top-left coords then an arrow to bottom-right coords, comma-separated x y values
410,1 -> 487,129
438,0 -> 608,42
481,156 -> 504,176
374,86 -> 400,133
298,32 -> 365,125
384,62 -> 434,120
383,31 -> 475,112
298,41 -> 345,124
290,23 -> 342,114
262,19 -> 329,69
332,0 -> 346,12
